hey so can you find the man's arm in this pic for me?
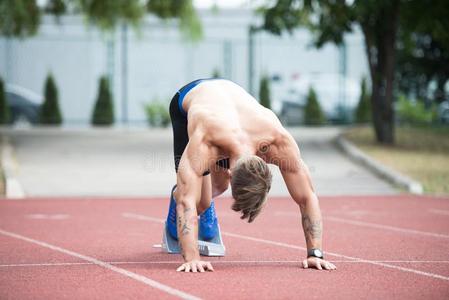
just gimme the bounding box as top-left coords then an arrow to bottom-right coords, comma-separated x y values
281,160 -> 323,250
175,141 -> 214,272
278,134 -> 336,270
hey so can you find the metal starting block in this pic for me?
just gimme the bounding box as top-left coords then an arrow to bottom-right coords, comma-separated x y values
160,221 -> 226,256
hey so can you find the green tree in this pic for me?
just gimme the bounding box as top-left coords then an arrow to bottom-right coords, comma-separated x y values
0,0 -> 40,37
260,0 -> 448,144
396,1 -> 449,104
259,75 -> 271,109
44,0 -> 67,17
1,0 -> 202,38
355,77 -> 371,123
92,76 -> 114,126
79,0 -> 146,31
147,0 -> 202,41
0,76 -> 10,124
304,87 -> 325,125
40,73 -> 62,125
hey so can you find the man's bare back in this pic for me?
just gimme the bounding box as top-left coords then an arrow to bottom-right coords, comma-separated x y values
181,79 -> 291,173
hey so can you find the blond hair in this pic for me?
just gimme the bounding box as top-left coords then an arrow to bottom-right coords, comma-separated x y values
231,155 -> 272,223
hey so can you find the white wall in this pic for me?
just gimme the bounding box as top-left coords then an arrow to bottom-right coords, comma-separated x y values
0,9 -> 369,125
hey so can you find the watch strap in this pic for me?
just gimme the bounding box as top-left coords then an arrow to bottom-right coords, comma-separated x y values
307,248 -> 324,259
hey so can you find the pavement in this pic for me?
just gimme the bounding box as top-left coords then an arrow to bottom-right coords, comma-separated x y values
0,127 -> 396,197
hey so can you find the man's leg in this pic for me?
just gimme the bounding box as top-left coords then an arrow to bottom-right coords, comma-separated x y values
167,92 -> 188,240
198,175 -> 212,214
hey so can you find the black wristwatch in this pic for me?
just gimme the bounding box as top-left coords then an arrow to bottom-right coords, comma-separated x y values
307,248 -> 324,259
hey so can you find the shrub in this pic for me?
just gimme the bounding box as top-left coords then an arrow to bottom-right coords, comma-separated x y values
0,77 -> 10,125
92,76 -> 114,126
259,75 -> 271,109
144,100 -> 170,127
304,87 -> 325,125
40,73 -> 63,125
212,68 -> 221,78
355,77 -> 371,123
396,95 -> 435,125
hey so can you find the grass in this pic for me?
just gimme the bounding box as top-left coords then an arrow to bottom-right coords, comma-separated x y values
0,165 -> 4,197
344,125 -> 449,195
0,139 -> 4,196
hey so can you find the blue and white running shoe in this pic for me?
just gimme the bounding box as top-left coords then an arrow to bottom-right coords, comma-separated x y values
167,185 -> 219,241
166,185 -> 178,240
199,201 -> 219,241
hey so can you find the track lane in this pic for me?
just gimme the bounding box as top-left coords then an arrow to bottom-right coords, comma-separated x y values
1,196 -> 449,299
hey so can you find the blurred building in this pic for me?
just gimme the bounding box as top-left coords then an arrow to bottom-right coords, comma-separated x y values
0,8 -> 368,126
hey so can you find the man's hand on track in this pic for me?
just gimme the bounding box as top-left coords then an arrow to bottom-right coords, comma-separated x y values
176,260 -> 214,273
302,257 -> 337,270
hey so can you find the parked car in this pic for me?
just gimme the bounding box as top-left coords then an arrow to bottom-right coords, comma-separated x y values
5,84 -> 42,124
273,73 -> 361,124
279,100 -> 305,126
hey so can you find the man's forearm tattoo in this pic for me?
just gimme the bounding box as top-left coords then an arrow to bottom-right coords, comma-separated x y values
181,221 -> 191,236
301,214 -> 322,243
177,207 -> 193,236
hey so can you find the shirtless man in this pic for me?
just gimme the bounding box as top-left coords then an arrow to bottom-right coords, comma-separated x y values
166,78 -> 336,273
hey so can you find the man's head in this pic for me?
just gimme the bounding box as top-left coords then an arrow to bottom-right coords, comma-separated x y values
231,155 -> 272,223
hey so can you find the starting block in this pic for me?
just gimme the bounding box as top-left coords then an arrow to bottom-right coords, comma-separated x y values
160,221 -> 226,256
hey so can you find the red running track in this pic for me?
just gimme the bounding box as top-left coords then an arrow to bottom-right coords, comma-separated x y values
1,195 -> 449,299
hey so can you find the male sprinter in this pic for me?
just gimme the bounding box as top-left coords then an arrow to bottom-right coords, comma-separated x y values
167,78 -> 336,273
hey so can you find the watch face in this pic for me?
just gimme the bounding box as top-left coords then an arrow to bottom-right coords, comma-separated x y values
313,249 -> 323,258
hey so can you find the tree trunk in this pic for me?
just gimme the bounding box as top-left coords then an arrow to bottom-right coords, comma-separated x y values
434,77 -> 447,104
362,1 -> 400,145
371,79 -> 395,144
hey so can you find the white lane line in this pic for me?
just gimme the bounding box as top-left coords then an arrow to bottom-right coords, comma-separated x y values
2,260 -> 449,268
122,212 -> 164,223
0,229 -> 200,300
26,214 -> 70,220
222,232 -> 449,282
123,213 -> 449,282
429,209 -> 449,216
277,212 -> 449,239
325,216 -> 449,239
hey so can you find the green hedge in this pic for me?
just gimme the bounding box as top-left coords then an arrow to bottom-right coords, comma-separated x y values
259,75 -> 271,109
396,95 -> 436,125
212,68 -> 221,78
40,73 -> 63,125
92,76 -> 114,126
304,87 -> 325,125
144,100 -> 170,127
0,77 -> 10,125
355,77 -> 371,123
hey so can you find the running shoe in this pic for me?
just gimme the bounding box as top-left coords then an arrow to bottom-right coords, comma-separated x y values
199,200 -> 219,240
166,185 -> 178,240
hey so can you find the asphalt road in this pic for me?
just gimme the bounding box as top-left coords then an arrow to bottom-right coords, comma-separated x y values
1,127 -> 396,197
